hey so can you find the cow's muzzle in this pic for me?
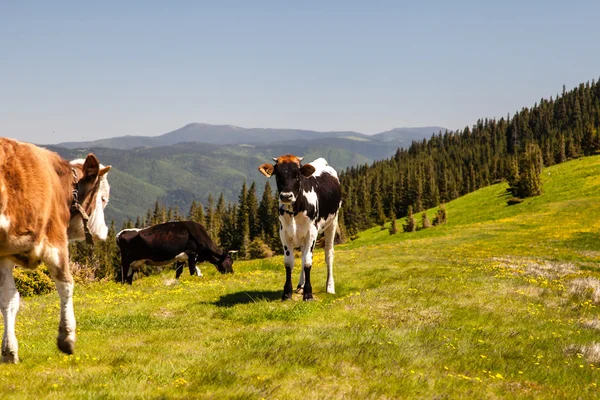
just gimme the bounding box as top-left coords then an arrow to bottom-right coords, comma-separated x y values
279,192 -> 295,204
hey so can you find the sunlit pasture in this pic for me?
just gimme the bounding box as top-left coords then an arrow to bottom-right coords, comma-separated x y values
3,156 -> 600,399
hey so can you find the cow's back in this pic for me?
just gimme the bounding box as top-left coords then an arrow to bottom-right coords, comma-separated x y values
120,222 -> 197,262
0,139 -> 70,261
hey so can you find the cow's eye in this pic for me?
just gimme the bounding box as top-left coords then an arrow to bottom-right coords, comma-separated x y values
101,196 -> 108,204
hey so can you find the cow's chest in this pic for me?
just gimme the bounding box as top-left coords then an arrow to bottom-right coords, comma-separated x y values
279,211 -> 316,248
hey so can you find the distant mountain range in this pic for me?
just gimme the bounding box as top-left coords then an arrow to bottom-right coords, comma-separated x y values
48,123 -> 448,224
55,123 -> 448,149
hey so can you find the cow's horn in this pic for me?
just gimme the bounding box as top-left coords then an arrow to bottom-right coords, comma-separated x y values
298,156 -> 304,162
272,157 -> 278,162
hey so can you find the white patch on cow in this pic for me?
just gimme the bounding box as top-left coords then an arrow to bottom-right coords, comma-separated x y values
87,175 -> 110,240
44,246 -> 61,267
302,188 -> 318,209
0,214 -> 11,231
308,158 -> 338,179
127,266 -> 134,277
195,266 -> 203,277
174,252 -> 188,262
70,160 -> 110,241
116,228 -> 141,241
70,159 -> 85,166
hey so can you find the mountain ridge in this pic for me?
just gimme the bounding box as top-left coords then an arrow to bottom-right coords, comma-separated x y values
53,123 -> 448,149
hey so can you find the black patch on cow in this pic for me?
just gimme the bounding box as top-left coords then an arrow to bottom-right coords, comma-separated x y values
284,245 -> 288,251
285,251 -> 290,256
310,240 -> 315,253
293,171 -> 341,224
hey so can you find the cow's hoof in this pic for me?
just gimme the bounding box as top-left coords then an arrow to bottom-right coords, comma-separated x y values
282,292 -> 293,301
1,352 -> 19,364
57,337 -> 75,355
303,294 -> 314,301
295,286 -> 304,294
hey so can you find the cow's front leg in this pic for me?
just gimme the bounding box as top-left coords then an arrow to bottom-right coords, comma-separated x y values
47,249 -> 76,355
0,259 -> 20,363
186,253 -> 201,277
281,236 -> 294,301
301,234 -> 317,301
296,264 -> 305,294
175,261 -> 185,279
120,254 -> 134,285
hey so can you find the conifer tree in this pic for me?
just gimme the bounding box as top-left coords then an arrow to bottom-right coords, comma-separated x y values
389,210 -> 398,235
421,212 -> 431,229
218,204 -> 236,251
234,182 -> 249,251
433,203 -> 447,226
258,181 -> 279,249
246,182 -> 260,240
403,206 -> 416,233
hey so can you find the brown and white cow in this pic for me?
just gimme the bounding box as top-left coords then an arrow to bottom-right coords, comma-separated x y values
0,138 -> 111,363
258,155 -> 341,301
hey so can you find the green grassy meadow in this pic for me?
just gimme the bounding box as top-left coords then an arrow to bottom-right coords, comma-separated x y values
4,156 -> 600,399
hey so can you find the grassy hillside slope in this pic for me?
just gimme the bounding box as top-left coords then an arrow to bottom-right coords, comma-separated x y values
3,156 -> 600,398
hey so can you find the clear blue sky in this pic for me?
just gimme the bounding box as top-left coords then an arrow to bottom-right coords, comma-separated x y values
1,1 -> 599,144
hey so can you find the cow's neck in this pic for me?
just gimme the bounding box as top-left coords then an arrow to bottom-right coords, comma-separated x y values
54,160 -> 78,213
208,249 -> 225,264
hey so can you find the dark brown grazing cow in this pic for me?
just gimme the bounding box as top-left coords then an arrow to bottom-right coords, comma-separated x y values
0,138 -> 111,363
116,221 -> 233,284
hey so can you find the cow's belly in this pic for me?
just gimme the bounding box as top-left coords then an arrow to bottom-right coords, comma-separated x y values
130,252 -> 188,268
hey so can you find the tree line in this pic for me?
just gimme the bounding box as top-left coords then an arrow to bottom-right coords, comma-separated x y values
67,78 -> 600,281
340,80 -> 600,235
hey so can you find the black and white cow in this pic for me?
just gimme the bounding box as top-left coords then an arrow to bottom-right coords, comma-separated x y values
116,221 -> 233,284
258,155 -> 341,301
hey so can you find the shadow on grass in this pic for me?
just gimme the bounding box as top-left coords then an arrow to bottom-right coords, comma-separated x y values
212,290 -> 281,307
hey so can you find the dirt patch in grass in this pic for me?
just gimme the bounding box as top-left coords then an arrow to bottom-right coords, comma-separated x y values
567,277 -> 600,303
492,257 -> 578,280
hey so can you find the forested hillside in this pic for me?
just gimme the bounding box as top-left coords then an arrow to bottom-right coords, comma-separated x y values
340,81 -> 600,235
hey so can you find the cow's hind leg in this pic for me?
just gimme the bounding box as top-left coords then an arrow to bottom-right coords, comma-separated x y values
0,259 -> 20,363
46,248 -> 76,355
324,218 -> 337,294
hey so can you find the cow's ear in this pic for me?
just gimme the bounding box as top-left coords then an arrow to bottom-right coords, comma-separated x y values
83,153 -> 100,180
99,165 -> 112,177
300,164 -> 316,177
258,163 -> 274,177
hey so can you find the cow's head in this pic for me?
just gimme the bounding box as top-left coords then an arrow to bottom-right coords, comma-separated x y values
68,154 -> 112,242
216,252 -> 234,274
258,155 -> 316,204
